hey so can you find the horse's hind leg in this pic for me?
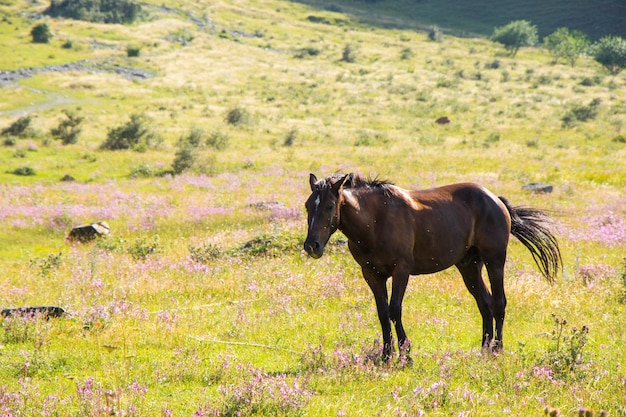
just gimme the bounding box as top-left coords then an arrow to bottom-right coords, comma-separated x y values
484,258 -> 507,350
456,249 -> 494,348
390,265 -> 411,356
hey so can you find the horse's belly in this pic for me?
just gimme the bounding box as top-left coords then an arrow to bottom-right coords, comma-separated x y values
411,253 -> 463,274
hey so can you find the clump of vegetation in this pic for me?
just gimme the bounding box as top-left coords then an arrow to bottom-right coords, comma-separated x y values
539,315 -> 590,380
29,252 -> 63,277
127,236 -> 160,260
283,127 -> 298,146
543,27 -> 589,66
294,47 -> 321,59
100,113 -> 161,151
45,0 -> 141,24
172,128 -> 202,174
232,232 -> 302,257
126,44 -> 141,57
1,116 -> 36,139
400,47 -> 414,60
561,98 -> 601,127
189,243 -> 222,264
172,145 -> 195,174
206,130 -> 229,150
590,35 -> 626,74
225,106 -> 252,127
428,26 -> 443,42
341,43 -> 358,63
12,166 -> 36,176
50,110 -> 84,145
31,23 -> 52,43
491,20 -> 538,56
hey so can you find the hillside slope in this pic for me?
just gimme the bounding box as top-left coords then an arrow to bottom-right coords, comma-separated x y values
294,0 -> 626,40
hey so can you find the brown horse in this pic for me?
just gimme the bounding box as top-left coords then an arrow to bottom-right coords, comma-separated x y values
304,173 -> 561,360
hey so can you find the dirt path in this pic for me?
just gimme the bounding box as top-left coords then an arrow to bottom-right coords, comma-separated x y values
0,60 -> 154,116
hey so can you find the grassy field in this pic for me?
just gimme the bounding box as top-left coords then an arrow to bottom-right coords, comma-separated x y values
1,0 -> 625,415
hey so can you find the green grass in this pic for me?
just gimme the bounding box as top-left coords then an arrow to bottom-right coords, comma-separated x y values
0,0 -> 626,415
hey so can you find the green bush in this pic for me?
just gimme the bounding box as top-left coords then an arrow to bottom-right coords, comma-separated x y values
491,20 -> 538,56
283,127 -> 298,146
294,47 -> 321,59
562,98 -> 601,128
45,0 -> 141,24
101,114 -> 161,151
126,44 -> 141,57
127,236 -> 160,261
543,27 -> 589,66
341,43 -> 358,63
189,243 -> 222,263
225,107 -> 251,127
50,110 -> 84,145
428,26 -> 443,42
206,130 -> 229,150
1,116 -> 35,138
31,23 -> 52,43
172,146 -> 196,174
12,166 -> 36,176
590,35 -> 626,75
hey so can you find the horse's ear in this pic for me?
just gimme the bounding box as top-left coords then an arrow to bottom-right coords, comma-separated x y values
309,173 -> 318,191
331,173 -> 351,195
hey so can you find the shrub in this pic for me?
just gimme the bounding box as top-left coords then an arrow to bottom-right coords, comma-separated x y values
283,127 -> 298,146
428,26 -> 443,42
50,110 -> 84,145
100,113 -> 161,151
178,127 -> 206,148
171,127 -> 216,174
491,20 -> 538,56
126,44 -> 141,57
562,98 -> 601,128
12,166 -> 36,176
130,164 -> 155,178
1,116 -> 35,138
31,23 -> 52,43
225,106 -> 251,127
294,47 -> 321,59
206,130 -> 229,150
341,43 -> 357,63
590,35 -> 626,75
232,232 -> 302,257
539,315 -> 590,380
400,47 -> 413,60
189,243 -> 222,264
45,0 -> 141,24
543,27 -> 589,66
127,236 -> 160,260
172,145 -> 196,174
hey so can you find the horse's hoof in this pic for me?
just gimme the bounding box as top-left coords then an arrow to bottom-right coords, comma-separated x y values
481,339 -> 503,355
398,354 -> 413,368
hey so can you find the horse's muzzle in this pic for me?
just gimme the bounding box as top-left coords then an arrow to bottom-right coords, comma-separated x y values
304,240 -> 324,259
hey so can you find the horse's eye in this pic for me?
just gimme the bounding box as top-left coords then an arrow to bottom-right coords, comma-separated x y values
327,202 -> 336,210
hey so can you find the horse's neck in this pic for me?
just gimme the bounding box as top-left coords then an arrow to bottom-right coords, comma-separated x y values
339,188 -> 379,243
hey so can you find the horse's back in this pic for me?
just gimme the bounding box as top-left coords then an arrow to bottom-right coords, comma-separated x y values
408,182 -> 511,252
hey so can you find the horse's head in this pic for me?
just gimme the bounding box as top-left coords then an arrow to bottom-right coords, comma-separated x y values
304,173 -> 351,258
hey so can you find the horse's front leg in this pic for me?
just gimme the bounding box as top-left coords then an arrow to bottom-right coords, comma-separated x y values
390,265 -> 411,357
362,268 -> 393,361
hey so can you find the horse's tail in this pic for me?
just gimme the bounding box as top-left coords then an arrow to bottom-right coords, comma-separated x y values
499,197 -> 562,283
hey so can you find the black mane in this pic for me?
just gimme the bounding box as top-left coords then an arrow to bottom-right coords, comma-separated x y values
345,173 -> 394,192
